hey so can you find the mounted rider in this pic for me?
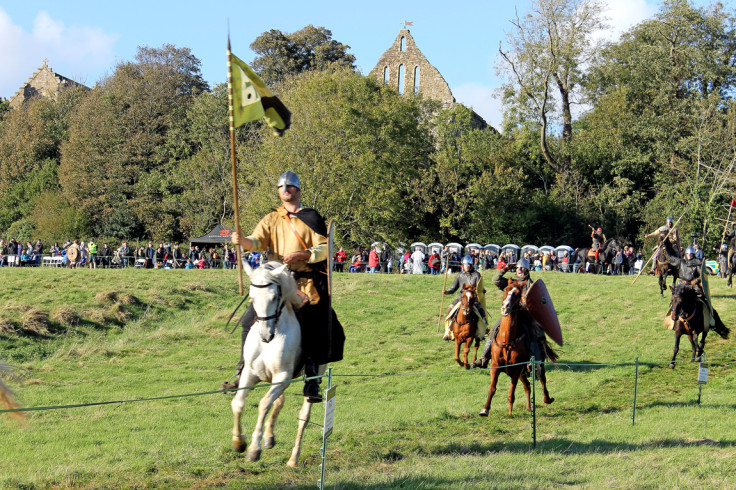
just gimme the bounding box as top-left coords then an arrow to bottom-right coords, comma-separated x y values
442,255 -> 487,341
589,225 -> 606,261
224,170 -> 345,403
723,225 -> 736,270
471,258 -> 547,368
646,216 -> 681,259
668,245 -> 714,326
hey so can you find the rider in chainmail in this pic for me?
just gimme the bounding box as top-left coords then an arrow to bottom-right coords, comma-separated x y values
472,258 -> 546,368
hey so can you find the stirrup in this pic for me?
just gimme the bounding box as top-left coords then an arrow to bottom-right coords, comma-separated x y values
221,373 -> 240,394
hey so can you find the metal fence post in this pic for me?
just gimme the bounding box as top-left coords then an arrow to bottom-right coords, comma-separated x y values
632,357 -> 639,426
531,356 -> 536,448
318,367 -> 333,490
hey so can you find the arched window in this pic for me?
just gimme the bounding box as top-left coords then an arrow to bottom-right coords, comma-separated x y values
398,64 -> 405,94
400,37 -> 406,52
383,66 -> 390,84
413,66 -> 420,94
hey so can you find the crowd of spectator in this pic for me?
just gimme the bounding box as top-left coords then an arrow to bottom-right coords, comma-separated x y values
0,236 -> 647,276
0,237 -> 268,270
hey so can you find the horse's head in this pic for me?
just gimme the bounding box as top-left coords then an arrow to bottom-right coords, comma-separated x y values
501,280 -> 525,316
245,261 -> 296,343
669,283 -> 696,321
460,284 -> 477,316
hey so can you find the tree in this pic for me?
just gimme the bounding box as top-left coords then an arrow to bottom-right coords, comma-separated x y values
238,67 -> 434,246
498,0 -> 605,173
250,25 -> 356,85
58,44 -> 208,239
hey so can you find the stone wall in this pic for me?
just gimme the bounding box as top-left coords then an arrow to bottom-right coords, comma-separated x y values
369,29 -> 455,108
9,62 -> 87,109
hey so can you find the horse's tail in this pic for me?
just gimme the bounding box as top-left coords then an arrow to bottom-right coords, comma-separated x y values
711,309 -> 730,339
543,338 -> 559,363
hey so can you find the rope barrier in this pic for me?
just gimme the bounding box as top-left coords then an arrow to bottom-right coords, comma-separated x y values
2,349 -> 733,415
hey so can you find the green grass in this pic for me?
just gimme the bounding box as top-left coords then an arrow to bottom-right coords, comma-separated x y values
1,268 -> 735,488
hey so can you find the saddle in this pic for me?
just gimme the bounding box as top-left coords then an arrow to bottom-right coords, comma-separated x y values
444,302 -> 487,340
587,249 -> 599,260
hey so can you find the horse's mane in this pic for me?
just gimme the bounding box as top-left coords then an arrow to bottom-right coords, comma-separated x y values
256,262 -> 303,309
672,282 -> 697,299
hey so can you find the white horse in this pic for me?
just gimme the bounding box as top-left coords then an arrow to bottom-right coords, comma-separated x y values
231,261 -> 323,467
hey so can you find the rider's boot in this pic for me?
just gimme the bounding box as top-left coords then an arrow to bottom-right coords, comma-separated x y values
221,359 -> 244,393
442,306 -> 454,341
303,360 -> 323,403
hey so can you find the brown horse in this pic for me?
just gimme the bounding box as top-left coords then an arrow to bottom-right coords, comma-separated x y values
451,284 -> 481,369
655,236 -> 680,296
0,360 -> 25,424
480,280 -> 556,416
668,283 -> 729,369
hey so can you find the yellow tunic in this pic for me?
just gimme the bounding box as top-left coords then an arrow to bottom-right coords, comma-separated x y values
245,207 -> 328,304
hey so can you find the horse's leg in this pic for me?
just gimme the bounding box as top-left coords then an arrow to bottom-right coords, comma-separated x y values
519,370 -> 531,411
286,397 -> 313,468
537,364 -> 555,404
669,330 -> 682,369
454,338 -> 463,367
246,375 -> 289,462
263,393 -> 285,450
659,271 -> 665,296
696,330 -> 707,362
463,338 -> 471,369
480,363 -> 500,416
471,336 -> 480,366
231,371 -> 259,453
507,368 -> 519,415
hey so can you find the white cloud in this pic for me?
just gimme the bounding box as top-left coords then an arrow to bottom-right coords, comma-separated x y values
597,0 -> 658,42
0,8 -> 117,98
452,83 -> 504,131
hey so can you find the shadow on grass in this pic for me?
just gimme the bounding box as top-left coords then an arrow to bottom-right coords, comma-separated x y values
638,399 -> 736,410
428,436 -> 736,456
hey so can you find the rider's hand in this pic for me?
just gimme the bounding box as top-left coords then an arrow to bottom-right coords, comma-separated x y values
282,250 -> 311,265
296,290 -> 309,306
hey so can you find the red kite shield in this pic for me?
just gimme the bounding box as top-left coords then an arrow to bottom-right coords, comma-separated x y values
526,279 -> 563,346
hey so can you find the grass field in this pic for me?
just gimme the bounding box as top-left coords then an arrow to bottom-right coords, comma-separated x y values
1,268 -> 735,489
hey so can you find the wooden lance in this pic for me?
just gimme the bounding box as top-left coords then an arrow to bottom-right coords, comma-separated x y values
437,253 -> 451,333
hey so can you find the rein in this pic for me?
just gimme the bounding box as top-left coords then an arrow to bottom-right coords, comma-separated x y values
250,281 -> 286,323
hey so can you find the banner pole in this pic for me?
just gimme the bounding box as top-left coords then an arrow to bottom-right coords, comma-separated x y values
719,201 -> 733,253
227,35 -> 245,296
437,253 -> 451,333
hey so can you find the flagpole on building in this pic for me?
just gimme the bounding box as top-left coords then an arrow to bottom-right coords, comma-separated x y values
227,34 -> 245,296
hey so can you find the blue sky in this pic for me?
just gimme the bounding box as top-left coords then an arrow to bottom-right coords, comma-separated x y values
0,0 -> 684,128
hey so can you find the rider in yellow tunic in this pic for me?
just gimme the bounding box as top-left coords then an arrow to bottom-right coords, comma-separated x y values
225,171 -> 345,403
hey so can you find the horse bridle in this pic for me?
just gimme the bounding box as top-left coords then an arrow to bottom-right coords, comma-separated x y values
250,281 -> 286,324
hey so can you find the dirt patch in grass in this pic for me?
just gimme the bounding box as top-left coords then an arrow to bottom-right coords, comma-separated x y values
51,307 -> 80,327
95,291 -> 118,303
117,293 -> 140,306
0,317 -> 17,334
20,309 -> 50,336
110,304 -> 132,323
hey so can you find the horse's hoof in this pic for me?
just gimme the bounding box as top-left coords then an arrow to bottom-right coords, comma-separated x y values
668,363 -> 675,369
286,458 -> 298,468
263,436 -> 276,449
544,397 -> 555,405
464,364 -> 470,370
246,448 -> 261,462
233,436 -> 246,453
442,335 -> 451,341
478,409 -> 489,417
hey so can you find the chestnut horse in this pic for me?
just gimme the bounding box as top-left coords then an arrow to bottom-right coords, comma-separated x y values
480,280 -> 556,416
667,283 -> 729,369
451,284 -> 481,369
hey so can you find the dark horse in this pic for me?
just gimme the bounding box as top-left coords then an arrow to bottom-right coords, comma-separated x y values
479,279 -> 558,416
572,238 -> 621,274
655,236 -> 680,296
727,241 -> 736,288
668,283 -> 729,369
451,284 -> 482,369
